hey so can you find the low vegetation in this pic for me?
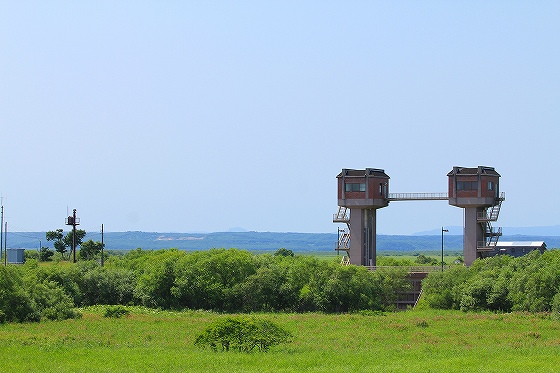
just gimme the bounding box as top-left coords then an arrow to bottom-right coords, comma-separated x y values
4,247 -> 560,324
1,307 -> 560,372
0,248 -> 410,323
103,305 -> 131,318
422,250 -> 560,313
194,315 -> 292,352
3,245 -> 560,370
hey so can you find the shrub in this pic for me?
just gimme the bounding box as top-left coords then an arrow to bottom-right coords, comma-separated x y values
32,264 -> 85,306
311,264 -> 382,312
172,249 -> 258,311
415,254 -> 438,266
28,281 -> 81,321
134,249 -> 185,308
0,266 -> 40,323
24,250 -> 39,261
422,266 -> 470,310
274,248 -> 294,257
104,305 -> 130,318
81,266 -> 136,306
194,316 -> 292,352
39,247 -> 54,262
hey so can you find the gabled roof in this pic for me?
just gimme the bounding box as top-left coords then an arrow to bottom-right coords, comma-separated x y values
337,168 -> 390,179
447,166 -> 500,177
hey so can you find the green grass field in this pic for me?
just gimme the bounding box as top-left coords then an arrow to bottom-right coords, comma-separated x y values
1,307 -> 559,372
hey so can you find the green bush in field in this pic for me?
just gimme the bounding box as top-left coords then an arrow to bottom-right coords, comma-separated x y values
103,305 -> 130,318
81,266 -> 136,306
194,316 -> 292,352
422,249 -> 560,313
0,264 -> 80,323
414,254 -> 438,266
27,280 -> 81,321
0,265 -> 40,323
134,249 -> 189,309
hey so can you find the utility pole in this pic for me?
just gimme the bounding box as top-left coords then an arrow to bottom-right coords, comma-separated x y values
441,227 -> 448,272
66,209 -> 80,263
72,209 -> 77,263
4,222 -> 7,266
0,205 -> 3,266
101,224 -> 104,267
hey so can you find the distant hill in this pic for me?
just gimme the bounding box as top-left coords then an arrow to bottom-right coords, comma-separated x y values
7,230 -> 560,253
414,225 -> 560,236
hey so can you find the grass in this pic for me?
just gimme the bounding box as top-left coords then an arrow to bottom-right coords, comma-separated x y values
1,307 -> 560,372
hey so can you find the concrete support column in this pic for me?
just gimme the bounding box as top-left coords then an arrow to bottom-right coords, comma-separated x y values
365,209 -> 376,267
463,207 -> 484,266
349,208 -> 363,266
349,208 -> 377,266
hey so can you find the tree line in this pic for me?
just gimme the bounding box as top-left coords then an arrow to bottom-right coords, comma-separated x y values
38,229 -> 103,262
0,248 -> 410,323
4,242 -> 560,324
422,249 -> 560,313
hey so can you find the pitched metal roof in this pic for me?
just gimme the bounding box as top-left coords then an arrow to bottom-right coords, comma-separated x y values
336,168 -> 390,179
447,166 -> 500,177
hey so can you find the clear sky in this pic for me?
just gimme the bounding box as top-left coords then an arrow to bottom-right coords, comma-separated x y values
1,1 -> 559,235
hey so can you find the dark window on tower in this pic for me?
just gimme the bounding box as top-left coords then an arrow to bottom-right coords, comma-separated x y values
345,183 -> 366,192
457,181 -> 478,191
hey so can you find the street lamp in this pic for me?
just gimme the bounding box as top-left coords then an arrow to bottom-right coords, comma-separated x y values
441,227 -> 449,272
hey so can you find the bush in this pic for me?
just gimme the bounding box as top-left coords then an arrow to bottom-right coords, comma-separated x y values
81,266 -> 135,306
134,249 -> 186,308
39,247 -> 54,262
274,248 -> 294,257
32,263 -> 85,306
415,254 -> 438,266
422,266 -> 470,310
172,249 -> 258,311
194,316 -> 292,352
24,250 -> 39,261
27,280 -> 81,321
422,251 -> 560,313
104,305 -> 130,318
0,266 -> 40,323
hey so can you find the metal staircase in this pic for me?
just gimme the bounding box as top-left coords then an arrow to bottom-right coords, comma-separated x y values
477,192 -> 505,251
333,206 -> 349,223
333,206 -> 351,264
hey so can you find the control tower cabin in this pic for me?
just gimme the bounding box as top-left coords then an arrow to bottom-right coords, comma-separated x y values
335,168 -> 389,266
448,166 -> 504,266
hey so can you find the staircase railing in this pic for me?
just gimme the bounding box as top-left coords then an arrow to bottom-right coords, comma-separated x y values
335,228 -> 350,251
477,192 -> 505,221
333,206 -> 349,223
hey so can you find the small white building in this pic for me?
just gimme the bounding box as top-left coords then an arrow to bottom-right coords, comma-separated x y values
494,241 -> 546,257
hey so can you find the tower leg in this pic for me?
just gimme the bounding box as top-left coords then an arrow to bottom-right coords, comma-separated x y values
349,208 -> 377,266
463,207 -> 484,266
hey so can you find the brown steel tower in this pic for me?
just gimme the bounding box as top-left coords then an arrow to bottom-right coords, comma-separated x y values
334,168 -> 389,266
447,166 -> 505,266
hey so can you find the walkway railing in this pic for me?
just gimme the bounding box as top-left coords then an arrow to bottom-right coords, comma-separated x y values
365,266 -> 448,273
388,193 -> 448,201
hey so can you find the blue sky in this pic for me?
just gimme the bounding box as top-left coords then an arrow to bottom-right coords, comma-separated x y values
1,1 -> 559,234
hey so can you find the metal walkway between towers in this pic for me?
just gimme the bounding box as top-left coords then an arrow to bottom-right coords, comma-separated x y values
388,193 -> 448,201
